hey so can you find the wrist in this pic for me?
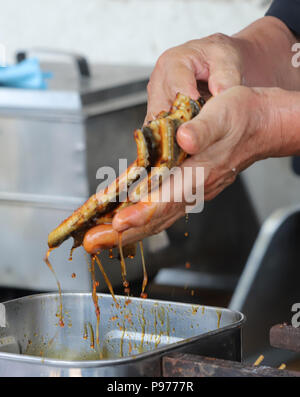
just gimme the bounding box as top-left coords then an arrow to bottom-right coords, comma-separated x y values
256,87 -> 300,158
234,17 -> 300,89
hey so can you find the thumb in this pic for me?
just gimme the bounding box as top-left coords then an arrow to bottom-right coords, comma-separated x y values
177,95 -> 229,155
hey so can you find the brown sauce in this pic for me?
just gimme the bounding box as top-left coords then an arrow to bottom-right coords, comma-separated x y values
118,232 -> 127,281
68,247 -> 75,261
139,241 -> 148,298
120,324 -> 126,358
88,322 -> 95,350
138,307 -> 146,353
94,254 -> 119,308
83,323 -> 88,340
45,229 -> 167,361
118,232 -> 130,296
44,248 -> 64,327
216,310 -> 222,329
90,256 -> 102,358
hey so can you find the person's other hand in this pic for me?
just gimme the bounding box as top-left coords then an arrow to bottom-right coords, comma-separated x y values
144,33 -> 245,123
145,16 -> 300,125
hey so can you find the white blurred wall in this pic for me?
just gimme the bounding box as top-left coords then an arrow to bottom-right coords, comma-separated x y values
5,0 -> 294,222
0,0 -> 270,66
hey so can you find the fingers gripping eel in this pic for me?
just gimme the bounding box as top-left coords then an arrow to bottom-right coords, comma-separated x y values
47,93 -> 206,253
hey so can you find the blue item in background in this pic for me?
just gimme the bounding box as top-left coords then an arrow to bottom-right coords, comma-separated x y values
0,58 -> 52,90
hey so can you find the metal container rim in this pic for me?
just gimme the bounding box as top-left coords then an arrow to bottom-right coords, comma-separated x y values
0,292 -> 246,368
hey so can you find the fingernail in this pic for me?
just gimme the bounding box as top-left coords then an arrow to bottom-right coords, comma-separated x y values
178,125 -> 199,154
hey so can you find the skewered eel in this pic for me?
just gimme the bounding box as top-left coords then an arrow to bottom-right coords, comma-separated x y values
48,93 -> 206,255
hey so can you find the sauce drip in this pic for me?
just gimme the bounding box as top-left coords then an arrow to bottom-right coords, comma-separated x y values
68,247 -> 75,262
90,255 -> 102,358
88,322 -> 95,350
44,248 -> 64,327
120,323 -> 126,358
84,251 -> 92,272
83,323 -> 88,340
138,307 -> 146,353
94,254 -> 119,308
216,310 -> 222,329
118,233 -> 130,296
139,241 -> 148,299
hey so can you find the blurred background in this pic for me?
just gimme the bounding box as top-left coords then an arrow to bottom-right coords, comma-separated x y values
1,0 -> 300,366
1,0 -> 270,65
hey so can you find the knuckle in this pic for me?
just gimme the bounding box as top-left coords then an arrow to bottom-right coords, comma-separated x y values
142,214 -> 166,236
230,85 -> 253,103
156,48 -> 174,68
207,33 -> 240,61
195,116 -> 211,140
143,222 -> 156,236
185,39 -> 203,48
211,32 -> 229,42
146,81 -> 152,94
155,44 -> 186,70
207,32 -> 231,47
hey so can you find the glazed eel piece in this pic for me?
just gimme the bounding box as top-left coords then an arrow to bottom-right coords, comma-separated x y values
47,93 -> 205,253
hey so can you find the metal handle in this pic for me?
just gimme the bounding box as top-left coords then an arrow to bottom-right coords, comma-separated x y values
16,48 -> 91,78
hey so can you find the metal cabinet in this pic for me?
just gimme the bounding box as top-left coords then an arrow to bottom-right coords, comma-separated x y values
0,58 -> 150,291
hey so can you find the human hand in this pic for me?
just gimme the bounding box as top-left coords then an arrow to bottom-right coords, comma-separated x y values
84,85 -> 284,253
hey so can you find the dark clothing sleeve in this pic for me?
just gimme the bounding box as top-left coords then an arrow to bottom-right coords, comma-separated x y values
266,0 -> 300,36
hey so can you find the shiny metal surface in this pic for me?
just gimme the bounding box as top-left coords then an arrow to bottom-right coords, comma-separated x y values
0,118 -> 87,197
0,63 -> 150,114
0,293 -> 245,377
0,61 -> 150,290
0,197 -> 91,290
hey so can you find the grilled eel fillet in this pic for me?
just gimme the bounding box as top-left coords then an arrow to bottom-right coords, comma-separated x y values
48,93 -> 205,251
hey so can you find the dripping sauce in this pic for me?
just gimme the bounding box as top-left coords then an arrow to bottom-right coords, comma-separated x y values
44,248 -> 64,328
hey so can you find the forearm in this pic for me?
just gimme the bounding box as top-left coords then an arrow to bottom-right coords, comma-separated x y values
261,87 -> 300,158
234,16 -> 300,90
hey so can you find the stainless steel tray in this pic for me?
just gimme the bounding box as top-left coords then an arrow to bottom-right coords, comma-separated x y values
0,293 -> 245,377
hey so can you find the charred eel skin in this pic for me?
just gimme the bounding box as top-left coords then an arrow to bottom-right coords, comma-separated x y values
48,93 -> 205,251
